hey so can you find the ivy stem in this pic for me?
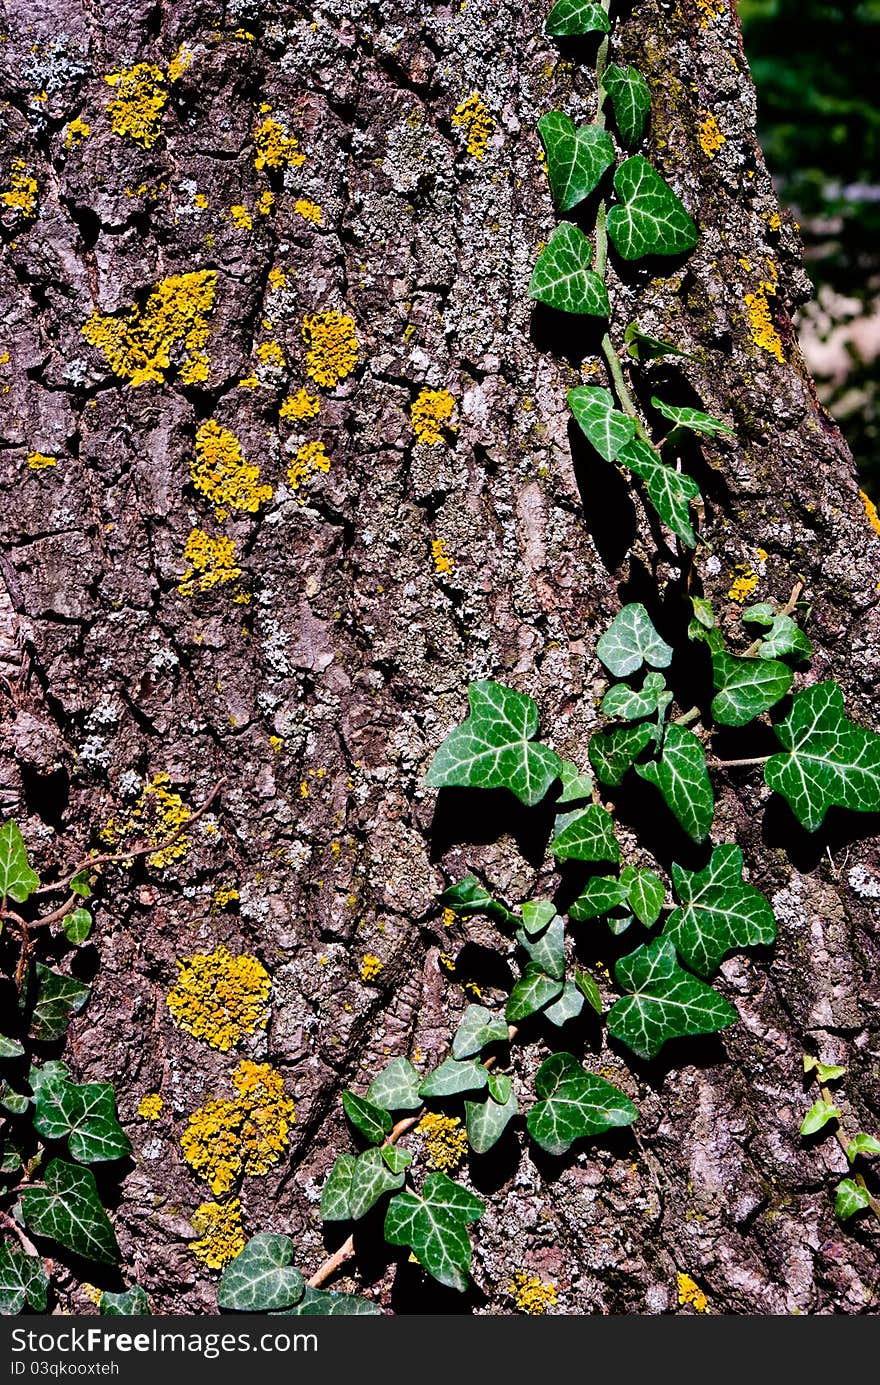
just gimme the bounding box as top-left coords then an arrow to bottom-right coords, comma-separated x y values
0,1208 -> 40,1258
707,755 -> 771,769
672,706 -> 701,727
817,1081 -> 880,1225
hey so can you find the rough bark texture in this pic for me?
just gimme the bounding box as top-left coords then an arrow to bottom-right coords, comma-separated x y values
1,0 -> 879,1315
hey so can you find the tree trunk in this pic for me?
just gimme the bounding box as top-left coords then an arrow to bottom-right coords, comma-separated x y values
2,0 -> 879,1314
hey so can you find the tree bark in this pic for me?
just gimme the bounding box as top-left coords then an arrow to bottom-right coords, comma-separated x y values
1,0 -> 879,1314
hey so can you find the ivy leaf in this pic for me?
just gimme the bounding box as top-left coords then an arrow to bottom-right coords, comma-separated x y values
596,604 -> 673,678
63,908 -> 93,945
101,1286 -> 150,1315
589,723 -> 656,786
440,876 -> 516,926
341,1090 -> 393,1146
602,672 -> 671,722
800,1100 -> 840,1136
506,964 -> 564,1021
487,1072 -> 512,1105
281,1287 -> 382,1316
765,680 -> 880,830
452,1005 -> 509,1059
691,596 -> 715,630
29,964 -> 90,1042
847,1134 -> 880,1160
426,680 -> 562,807
624,322 -> 698,363
367,1058 -> 422,1112
621,866 -> 665,927
635,725 -> 714,842
602,64 -> 651,145
0,1034 -> 24,1059
529,224 -> 610,317
544,980 -> 585,1026
665,845 -> 776,977
742,604 -> 813,661
419,1057 -> 488,1099
348,1148 -> 406,1220
0,1244 -> 48,1315
607,937 -> 737,1060
320,1154 -> 356,1222
1,1084 -> 30,1115
384,1173 -> 485,1292
575,969 -> 603,1014
517,910 -> 566,979
0,822 -> 40,904
607,156 -> 698,260
29,1060 -> 70,1097
217,1234 -> 305,1312
381,1145 -> 412,1174
550,805 -> 620,863
711,651 -> 793,728
616,435 -> 702,548
802,1056 -> 846,1084
538,112 -> 615,213
526,1052 -> 638,1156
70,869 -> 92,897
21,1159 -> 120,1264
569,875 -> 628,921
465,1085 -> 519,1154
557,760 -> 595,804
545,0 -> 610,36
651,396 -> 735,439
520,898 -> 557,937
835,1179 -> 871,1220
33,1080 -> 132,1163
567,386 -> 635,463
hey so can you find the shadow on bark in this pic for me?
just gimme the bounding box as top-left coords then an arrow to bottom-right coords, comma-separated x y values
429,787 -> 557,869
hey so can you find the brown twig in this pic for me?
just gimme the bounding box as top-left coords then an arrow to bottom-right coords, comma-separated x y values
0,1208 -> 41,1258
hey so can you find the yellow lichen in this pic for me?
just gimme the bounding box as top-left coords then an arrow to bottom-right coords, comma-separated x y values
65,118 -> 91,148
287,440 -> 331,492
677,1272 -> 708,1313
359,954 -> 383,982
191,420 -> 273,519
253,112 -> 305,171
101,773 -> 192,868
181,1060 -> 295,1195
508,1270 -> 558,1316
230,203 -> 253,231
137,1093 -> 164,1121
167,944 -> 270,1051
696,0 -> 725,23
294,198 -> 323,226
453,93 -> 495,160
417,1112 -> 468,1173
728,565 -> 760,604
81,1283 -> 104,1307
26,452 -> 57,470
280,388 -> 320,422
1,161 -> 38,219
178,528 -> 242,597
82,269 -> 217,387
257,189 -> 275,216
256,340 -> 285,369
698,113 -> 725,158
432,538 -> 454,576
301,310 -> 359,388
212,885 -> 240,910
190,1198 -> 246,1270
167,44 -> 195,84
268,267 -> 288,291
861,490 -> 880,537
410,387 -> 456,444
745,283 -> 785,364
104,63 -> 168,147
441,907 -> 457,928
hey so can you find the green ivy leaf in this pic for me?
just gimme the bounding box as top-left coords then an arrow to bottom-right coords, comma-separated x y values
607,156 -> 698,260
63,908 -> 93,945
341,1090 -> 393,1146
21,1159 -> 119,1264
419,1057 -> 488,1099
0,1244 -> 48,1315
711,651 -> 793,728
665,845 -> 776,977
517,910 -> 566,979
29,1060 -> 70,1097
33,1080 -> 132,1163
635,725 -> 714,841
381,1145 -> 412,1174
569,875 -> 628,921
0,822 -> 40,904
835,1179 -> 872,1220
550,805 -> 620,863
802,1057 -> 846,1084
0,1034 -> 24,1059
384,1173 -> 485,1292
465,1085 -> 519,1154
348,1148 -> 406,1220
529,223 -> 610,317
217,1234 -> 305,1312
691,596 -> 715,630
440,876 -> 516,925
367,1058 -> 422,1112
567,385 -> 635,462
742,604 -> 813,661
526,1052 -> 637,1156
280,1287 -> 382,1316
426,680 -> 562,807
765,681 -> 880,830
538,111 -> 615,212
70,869 -> 92,897
621,866 -> 665,926
602,64 -> 651,145
544,980 -> 585,1026
847,1133 -> 880,1161
588,723 -> 656,786
651,396 -> 735,439
602,672 -> 671,722
1,1084 -> 30,1115
624,322 -> 698,363
800,1099 -> 840,1136
545,0 -> 610,36
506,964 -> 564,1021
597,604 -> 673,678
519,898 -> 557,937
101,1286 -> 150,1315
574,969 -> 603,1014
487,1072 -> 512,1104
607,937 -> 737,1060
321,1153 -> 356,1221
616,436 -> 702,547
557,760 -> 595,804
452,1004 -> 509,1059
29,964 -> 90,1042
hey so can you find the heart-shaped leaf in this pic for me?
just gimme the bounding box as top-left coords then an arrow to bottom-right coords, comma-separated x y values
624,322 -> 698,363
602,64 -> 651,145
348,1148 -> 406,1220
29,964 -> 90,1042
569,875 -> 629,921
621,866 -> 665,927
506,964 -> 564,1022
835,1179 -> 871,1220
465,1085 -> 519,1154
616,436 -> 702,547
426,680 -> 562,807
544,980 -> 585,1026
665,844 -> 776,977
280,1287 -> 382,1315
636,725 -> 714,841
589,723 -> 656,786
0,1034 -> 24,1059
550,805 -> 620,863
602,672 -> 671,722
381,1145 -> 412,1173
607,937 -> 737,1060
342,1090 -> 393,1146
545,0 -> 610,36
384,1173 -> 484,1292
711,651 -> 793,728
0,1244 -> 48,1315
765,680 -> 880,830
419,1057 -> 488,1099
320,1153 -> 357,1222
651,396 -> 735,438
367,1057 -> 422,1112
217,1233 -> 305,1312
101,1286 -> 150,1315
538,112 -> 615,212
557,760 -> 595,804
597,604 -> 673,677
517,910 -> 566,979
568,385 -> 635,462
21,1159 -> 120,1264
742,604 -> 813,661
574,969 -> 603,1014
452,1004 -> 509,1059
529,223 -> 610,317
0,822 -> 40,904
526,1052 -> 637,1156
33,1079 -> 132,1163
800,1099 -> 840,1136
439,877 -> 517,926
63,908 -> 93,945
607,156 -> 698,260
520,898 -> 557,937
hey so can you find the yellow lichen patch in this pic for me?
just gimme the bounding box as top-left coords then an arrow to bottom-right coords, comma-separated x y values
257,189 -> 274,216
287,440 -> 331,492
453,93 -> 495,160
81,1283 -> 104,1307
728,564 -> 760,604
26,452 -> 57,470
301,310 -> 359,388
65,118 -> 91,148
280,388 -> 320,423
410,387 -> 456,444
101,773 -> 192,868
1,161 -> 38,219
861,489 -> 880,537
190,1198 -> 246,1270
257,340 -> 285,369
230,203 -> 253,231
745,282 -> 785,364
441,907 -> 457,928
191,420 -> 273,519
181,1060 -> 295,1195
81,269 -> 217,387
432,538 -> 454,576
696,0 -> 725,23
253,111 -> 305,171
178,528 -> 242,597
167,944 -> 270,1051
698,113 -> 725,158
212,885 -> 240,911
268,267 -> 288,291
417,1113 -> 468,1173
508,1270 -> 558,1316
167,44 -> 195,84
137,1093 -> 164,1121
359,954 -> 383,982
104,63 -> 168,147
294,198 -> 323,226
677,1272 -> 708,1313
